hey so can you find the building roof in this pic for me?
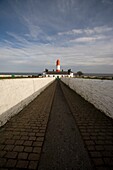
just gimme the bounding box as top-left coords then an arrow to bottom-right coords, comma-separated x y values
45,71 -> 72,75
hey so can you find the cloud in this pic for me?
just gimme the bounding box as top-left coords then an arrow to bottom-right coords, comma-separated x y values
90,26 -> 113,34
58,29 -> 83,35
0,35 -> 113,72
22,16 -> 46,40
56,25 -> 113,47
69,36 -> 105,43
58,26 -> 113,36
6,32 -> 31,45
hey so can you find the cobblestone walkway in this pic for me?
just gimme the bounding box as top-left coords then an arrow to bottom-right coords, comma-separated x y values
61,81 -> 113,170
38,80 -> 93,170
0,81 -> 56,170
0,80 -> 113,170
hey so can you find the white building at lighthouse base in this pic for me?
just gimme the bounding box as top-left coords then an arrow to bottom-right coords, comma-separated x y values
43,70 -> 74,78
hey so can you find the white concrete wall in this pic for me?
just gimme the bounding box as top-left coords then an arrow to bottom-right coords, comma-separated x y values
61,77 -> 113,119
0,78 -> 55,127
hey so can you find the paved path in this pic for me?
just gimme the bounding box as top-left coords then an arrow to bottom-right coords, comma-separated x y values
38,80 -> 92,170
0,81 -> 56,170
0,80 -> 113,170
60,81 -> 113,170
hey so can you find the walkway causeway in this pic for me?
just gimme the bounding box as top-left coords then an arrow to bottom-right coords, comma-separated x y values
0,80 -> 113,170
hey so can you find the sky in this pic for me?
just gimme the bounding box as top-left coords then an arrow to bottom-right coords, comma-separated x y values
0,0 -> 113,73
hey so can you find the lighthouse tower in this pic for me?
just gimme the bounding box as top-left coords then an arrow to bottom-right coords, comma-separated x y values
56,59 -> 60,72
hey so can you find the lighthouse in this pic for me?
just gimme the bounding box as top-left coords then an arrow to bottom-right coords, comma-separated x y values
56,59 -> 60,72
43,59 -> 73,78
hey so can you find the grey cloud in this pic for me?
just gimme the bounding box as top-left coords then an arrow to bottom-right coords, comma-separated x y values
1,37 -> 113,72
58,26 -> 113,36
6,32 -> 31,45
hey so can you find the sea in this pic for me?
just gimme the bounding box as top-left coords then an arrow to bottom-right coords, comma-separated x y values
0,72 -> 42,76
0,72 -> 113,77
83,73 -> 113,77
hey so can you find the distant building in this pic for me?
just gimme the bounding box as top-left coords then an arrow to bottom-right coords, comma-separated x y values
43,59 -> 74,78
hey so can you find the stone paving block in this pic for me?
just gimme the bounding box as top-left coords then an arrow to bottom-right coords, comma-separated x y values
4,145 -> 14,151
0,139 -> 5,144
6,159 -> 17,168
15,140 -> 24,145
13,131 -> 20,135
20,132 -> 28,136
39,130 -> 46,133
33,129 -> 40,133
28,132 -> 35,136
28,153 -> 40,161
87,145 -> 96,151
28,161 -> 38,170
32,125 -> 39,129
24,146 -> 33,153
83,135 -> 91,140
103,158 -> 113,166
95,140 -> 105,145
4,134 -> 13,139
33,147 -> 41,154
101,151 -> 113,157
0,151 -> 6,157
36,137 -> 44,142
95,145 -> 105,151
18,152 -> 28,160
29,136 -> 36,141
0,158 -> 7,167
36,133 -> 45,137
90,135 -> 98,139
23,141 -> 33,146
12,135 -> 21,140
104,145 -> 113,151
105,136 -> 113,140
85,140 -> 95,145
35,124 -> 41,127
92,158 -> 104,166
16,160 -> 29,169
21,135 -> 29,140
96,166 -> 110,170
105,140 -> 113,144
33,141 -> 43,147
0,144 -> 5,150
13,145 -> 24,152
5,139 -> 15,145
97,136 -> 105,140
39,127 -> 46,130
5,151 -> 18,159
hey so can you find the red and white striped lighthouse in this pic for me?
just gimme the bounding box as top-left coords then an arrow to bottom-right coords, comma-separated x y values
56,59 -> 60,72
